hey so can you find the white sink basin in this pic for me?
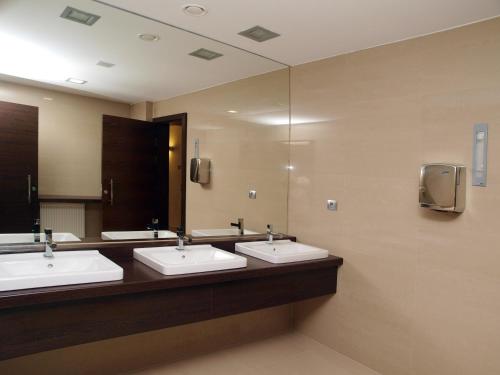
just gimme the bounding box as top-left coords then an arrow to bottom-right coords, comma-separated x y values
235,240 -> 329,264
101,230 -> 177,240
134,245 -> 247,275
191,228 -> 259,237
0,250 -> 123,291
0,232 -> 81,244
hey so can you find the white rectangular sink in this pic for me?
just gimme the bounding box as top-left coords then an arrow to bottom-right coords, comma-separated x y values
134,245 -> 247,275
101,230 -> 177,240
0,232 -> 81,244
235,240 -> 329,264
0,250 -> 123,291
191,228 -> 259,237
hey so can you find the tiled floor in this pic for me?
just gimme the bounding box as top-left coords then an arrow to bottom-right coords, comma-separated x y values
128,332 -> 380,375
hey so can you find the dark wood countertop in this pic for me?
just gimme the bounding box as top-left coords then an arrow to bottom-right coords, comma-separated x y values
0,254 -> 343,311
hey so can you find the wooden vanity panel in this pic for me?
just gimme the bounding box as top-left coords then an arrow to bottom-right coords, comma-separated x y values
0,238 -> 343,360
0,287 -> 213,360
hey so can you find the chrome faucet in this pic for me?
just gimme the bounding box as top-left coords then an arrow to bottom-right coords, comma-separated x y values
33,219 -> 41,243
176,226 -> 191,251
147,218 -> 159,239
44,228 -> 56,258
230,218 -> 244,235
266,224 -> 275,244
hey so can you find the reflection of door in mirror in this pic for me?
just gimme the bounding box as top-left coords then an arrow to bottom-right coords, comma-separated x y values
0,101 -> 39,232
102,114 -> 186,232
168,122 -> 184,231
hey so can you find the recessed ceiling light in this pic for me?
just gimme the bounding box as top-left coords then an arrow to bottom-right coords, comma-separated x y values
189,48 -> 223,61
60,6 -> 100,26
66,77 -> 87,84
96,60 -> 115,68
183,4 -> 208,16
138,33 -> 160,42
227,110 -> 238,114
238,25 -> 280,42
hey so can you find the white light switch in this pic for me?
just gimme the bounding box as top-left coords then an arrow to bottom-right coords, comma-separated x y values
249,190 -> 257,199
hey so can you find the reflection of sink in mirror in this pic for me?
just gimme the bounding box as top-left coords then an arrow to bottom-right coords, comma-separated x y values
134,245 -> 247,275
191,229 -> 259,237
235,240 -> 329,264
101,230 -> 177,240
0,233 -> 81,244
0,251 -> 123,291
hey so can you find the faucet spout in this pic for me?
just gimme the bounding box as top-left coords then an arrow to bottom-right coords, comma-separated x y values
44,228 -> 56,258
176,226 -> 191,251
230,218 -> 244,236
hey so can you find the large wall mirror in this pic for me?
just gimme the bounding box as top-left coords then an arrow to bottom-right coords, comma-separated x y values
0,0 -> 290,244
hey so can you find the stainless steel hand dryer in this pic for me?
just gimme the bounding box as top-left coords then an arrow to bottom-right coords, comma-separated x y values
419,164 -> 466,213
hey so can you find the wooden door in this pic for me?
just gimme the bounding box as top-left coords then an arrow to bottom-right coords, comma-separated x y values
102,115 -> 158,231
0,101 -> 39,233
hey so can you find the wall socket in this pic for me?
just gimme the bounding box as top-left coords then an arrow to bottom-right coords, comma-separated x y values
327,199 -> 337,211
248,190 -> 257,199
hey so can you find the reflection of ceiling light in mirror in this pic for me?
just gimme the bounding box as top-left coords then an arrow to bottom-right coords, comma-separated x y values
281,140 -> 311,146
0,32 -> 71,82
189,48 -> 223,61
60,6 -> 101,26
66,77 -> 87,84
138,33 -> 160,42
96,60 -> 115,68
254,115 -> 328,126
183,4 -> 208,16
227,110 -> 238,113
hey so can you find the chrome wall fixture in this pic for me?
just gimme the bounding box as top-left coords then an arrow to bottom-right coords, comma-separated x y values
419,164 -> 466,213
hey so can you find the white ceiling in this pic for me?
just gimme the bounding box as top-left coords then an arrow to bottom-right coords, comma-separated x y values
1,0 -> 499,104
102,0 -> 500,66
0,0 -> 284,103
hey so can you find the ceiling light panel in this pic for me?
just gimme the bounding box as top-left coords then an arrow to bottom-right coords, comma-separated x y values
66,77 -> 87,84
189,48 -> 223,61
238,26 -> 280,42
60,6 -> 100,26
96,60 -> 115,68
183,4 -> 208,16
138,33 -> 160,42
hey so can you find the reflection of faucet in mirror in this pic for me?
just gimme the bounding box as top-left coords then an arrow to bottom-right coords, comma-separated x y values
44,228 -> 56,258
176,226 -> 191,251
230,218 -> 244,236
33,219 -> 41,243
147,218 -> 159,239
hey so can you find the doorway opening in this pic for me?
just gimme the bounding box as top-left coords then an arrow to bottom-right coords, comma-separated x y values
154,113 -> 187,232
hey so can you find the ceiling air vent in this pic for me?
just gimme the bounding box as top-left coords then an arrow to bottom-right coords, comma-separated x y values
60,6 -> 101,26
189,48 -> 223,61
238,26 -> 280,42
96,60 -> 115,68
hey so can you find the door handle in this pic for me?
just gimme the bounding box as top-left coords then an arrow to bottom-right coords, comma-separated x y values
110,178 -> 114,205
27,174 -> 31,204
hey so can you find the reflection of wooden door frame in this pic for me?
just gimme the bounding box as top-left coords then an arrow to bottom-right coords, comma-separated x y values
0,100 -> 39,233
154,113 -> 187,231
101,115 -> 158,231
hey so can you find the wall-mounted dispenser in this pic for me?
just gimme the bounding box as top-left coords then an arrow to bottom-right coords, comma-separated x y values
190,139 -> 210,184
419,164 -> 466,213
472,123 -> 488,187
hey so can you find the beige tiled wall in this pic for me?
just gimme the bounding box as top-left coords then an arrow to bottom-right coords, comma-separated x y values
154,69 -> 290,234
291,18 -> 500,375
